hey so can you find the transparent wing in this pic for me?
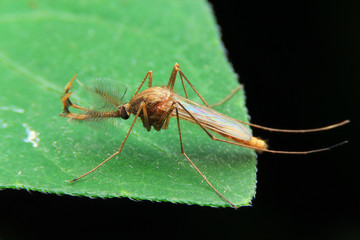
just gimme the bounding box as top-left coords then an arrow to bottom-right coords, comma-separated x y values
172,94 -> 252,141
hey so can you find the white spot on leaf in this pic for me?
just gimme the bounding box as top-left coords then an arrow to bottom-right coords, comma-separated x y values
22,123 -> 40,147
0,105 -> 24,113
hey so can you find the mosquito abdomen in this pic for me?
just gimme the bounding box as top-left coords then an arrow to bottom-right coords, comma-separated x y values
246,137 -> 268,151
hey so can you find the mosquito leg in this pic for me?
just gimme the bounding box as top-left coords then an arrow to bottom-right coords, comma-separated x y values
176,102 -> 348,154
210,137 -> 348,154
133,71 -> 153,96
158,101 -> 178,130
174,106 -> 237,209
235,119 -> 350,133
166,64 -> 175,89
166,63 -> 213,107
210,85 -> 243,108
141,101 -> 150,131
167,63 -> 189,98
166,64 -> 246,108
178,70 -> 211,107
206,85 -> 349,132
69,102 -> 147,182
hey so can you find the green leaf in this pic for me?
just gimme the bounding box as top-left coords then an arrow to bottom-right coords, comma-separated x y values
0,0 -> 257,207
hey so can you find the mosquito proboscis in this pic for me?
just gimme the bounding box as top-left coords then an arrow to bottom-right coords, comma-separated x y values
60,63 -> 349,208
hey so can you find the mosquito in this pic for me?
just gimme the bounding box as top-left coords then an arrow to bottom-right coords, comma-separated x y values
60,63 -> 349,208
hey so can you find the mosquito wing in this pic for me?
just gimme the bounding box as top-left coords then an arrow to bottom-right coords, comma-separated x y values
172,94 -> 252,141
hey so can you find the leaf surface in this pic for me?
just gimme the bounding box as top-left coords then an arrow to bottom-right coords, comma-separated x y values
0,0 -> 257,207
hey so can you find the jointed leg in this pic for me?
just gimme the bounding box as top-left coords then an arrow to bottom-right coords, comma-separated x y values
157,101 -> 178,130
174,106 -> 237,208
166,63 -> 210,107
133,71 -> 153,96
176,101 -> 347,154
166,63 -> 244,109
167,63 -> 186,96
210,85 -> 243,108
69,102 -> 147,182
141,101 -> 150,131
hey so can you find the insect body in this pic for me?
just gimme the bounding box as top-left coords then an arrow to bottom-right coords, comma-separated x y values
60,63 -> 348,208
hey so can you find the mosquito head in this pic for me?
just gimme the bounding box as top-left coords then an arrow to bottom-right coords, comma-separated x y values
118,103 -> 130,120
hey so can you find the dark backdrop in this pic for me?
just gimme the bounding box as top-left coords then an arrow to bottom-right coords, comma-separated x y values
1,1 -> 358,239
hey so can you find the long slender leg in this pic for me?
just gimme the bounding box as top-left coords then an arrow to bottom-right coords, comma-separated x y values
141,101 -> 150,131
158,102 -> 177,129
210,85 -> 243,108
207,86 -> 349,132
168,64 -> 245,109
133,71 -> 153,96
167,63 -> 184,95
234,119 -> 350,133
176,102 -> 347,154
175,107 -> 237,209
69,102 -> 147,182
165,65 -> 350,134
166,63 -> 210,107
167,63 -> 246,109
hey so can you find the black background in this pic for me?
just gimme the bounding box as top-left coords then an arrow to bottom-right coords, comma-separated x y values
1,2 -> 358,239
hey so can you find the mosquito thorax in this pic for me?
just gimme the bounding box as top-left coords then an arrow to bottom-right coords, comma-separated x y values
118,104 -> 130,119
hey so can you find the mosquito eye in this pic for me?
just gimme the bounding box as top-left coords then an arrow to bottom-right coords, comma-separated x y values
118,106 -> 129,119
